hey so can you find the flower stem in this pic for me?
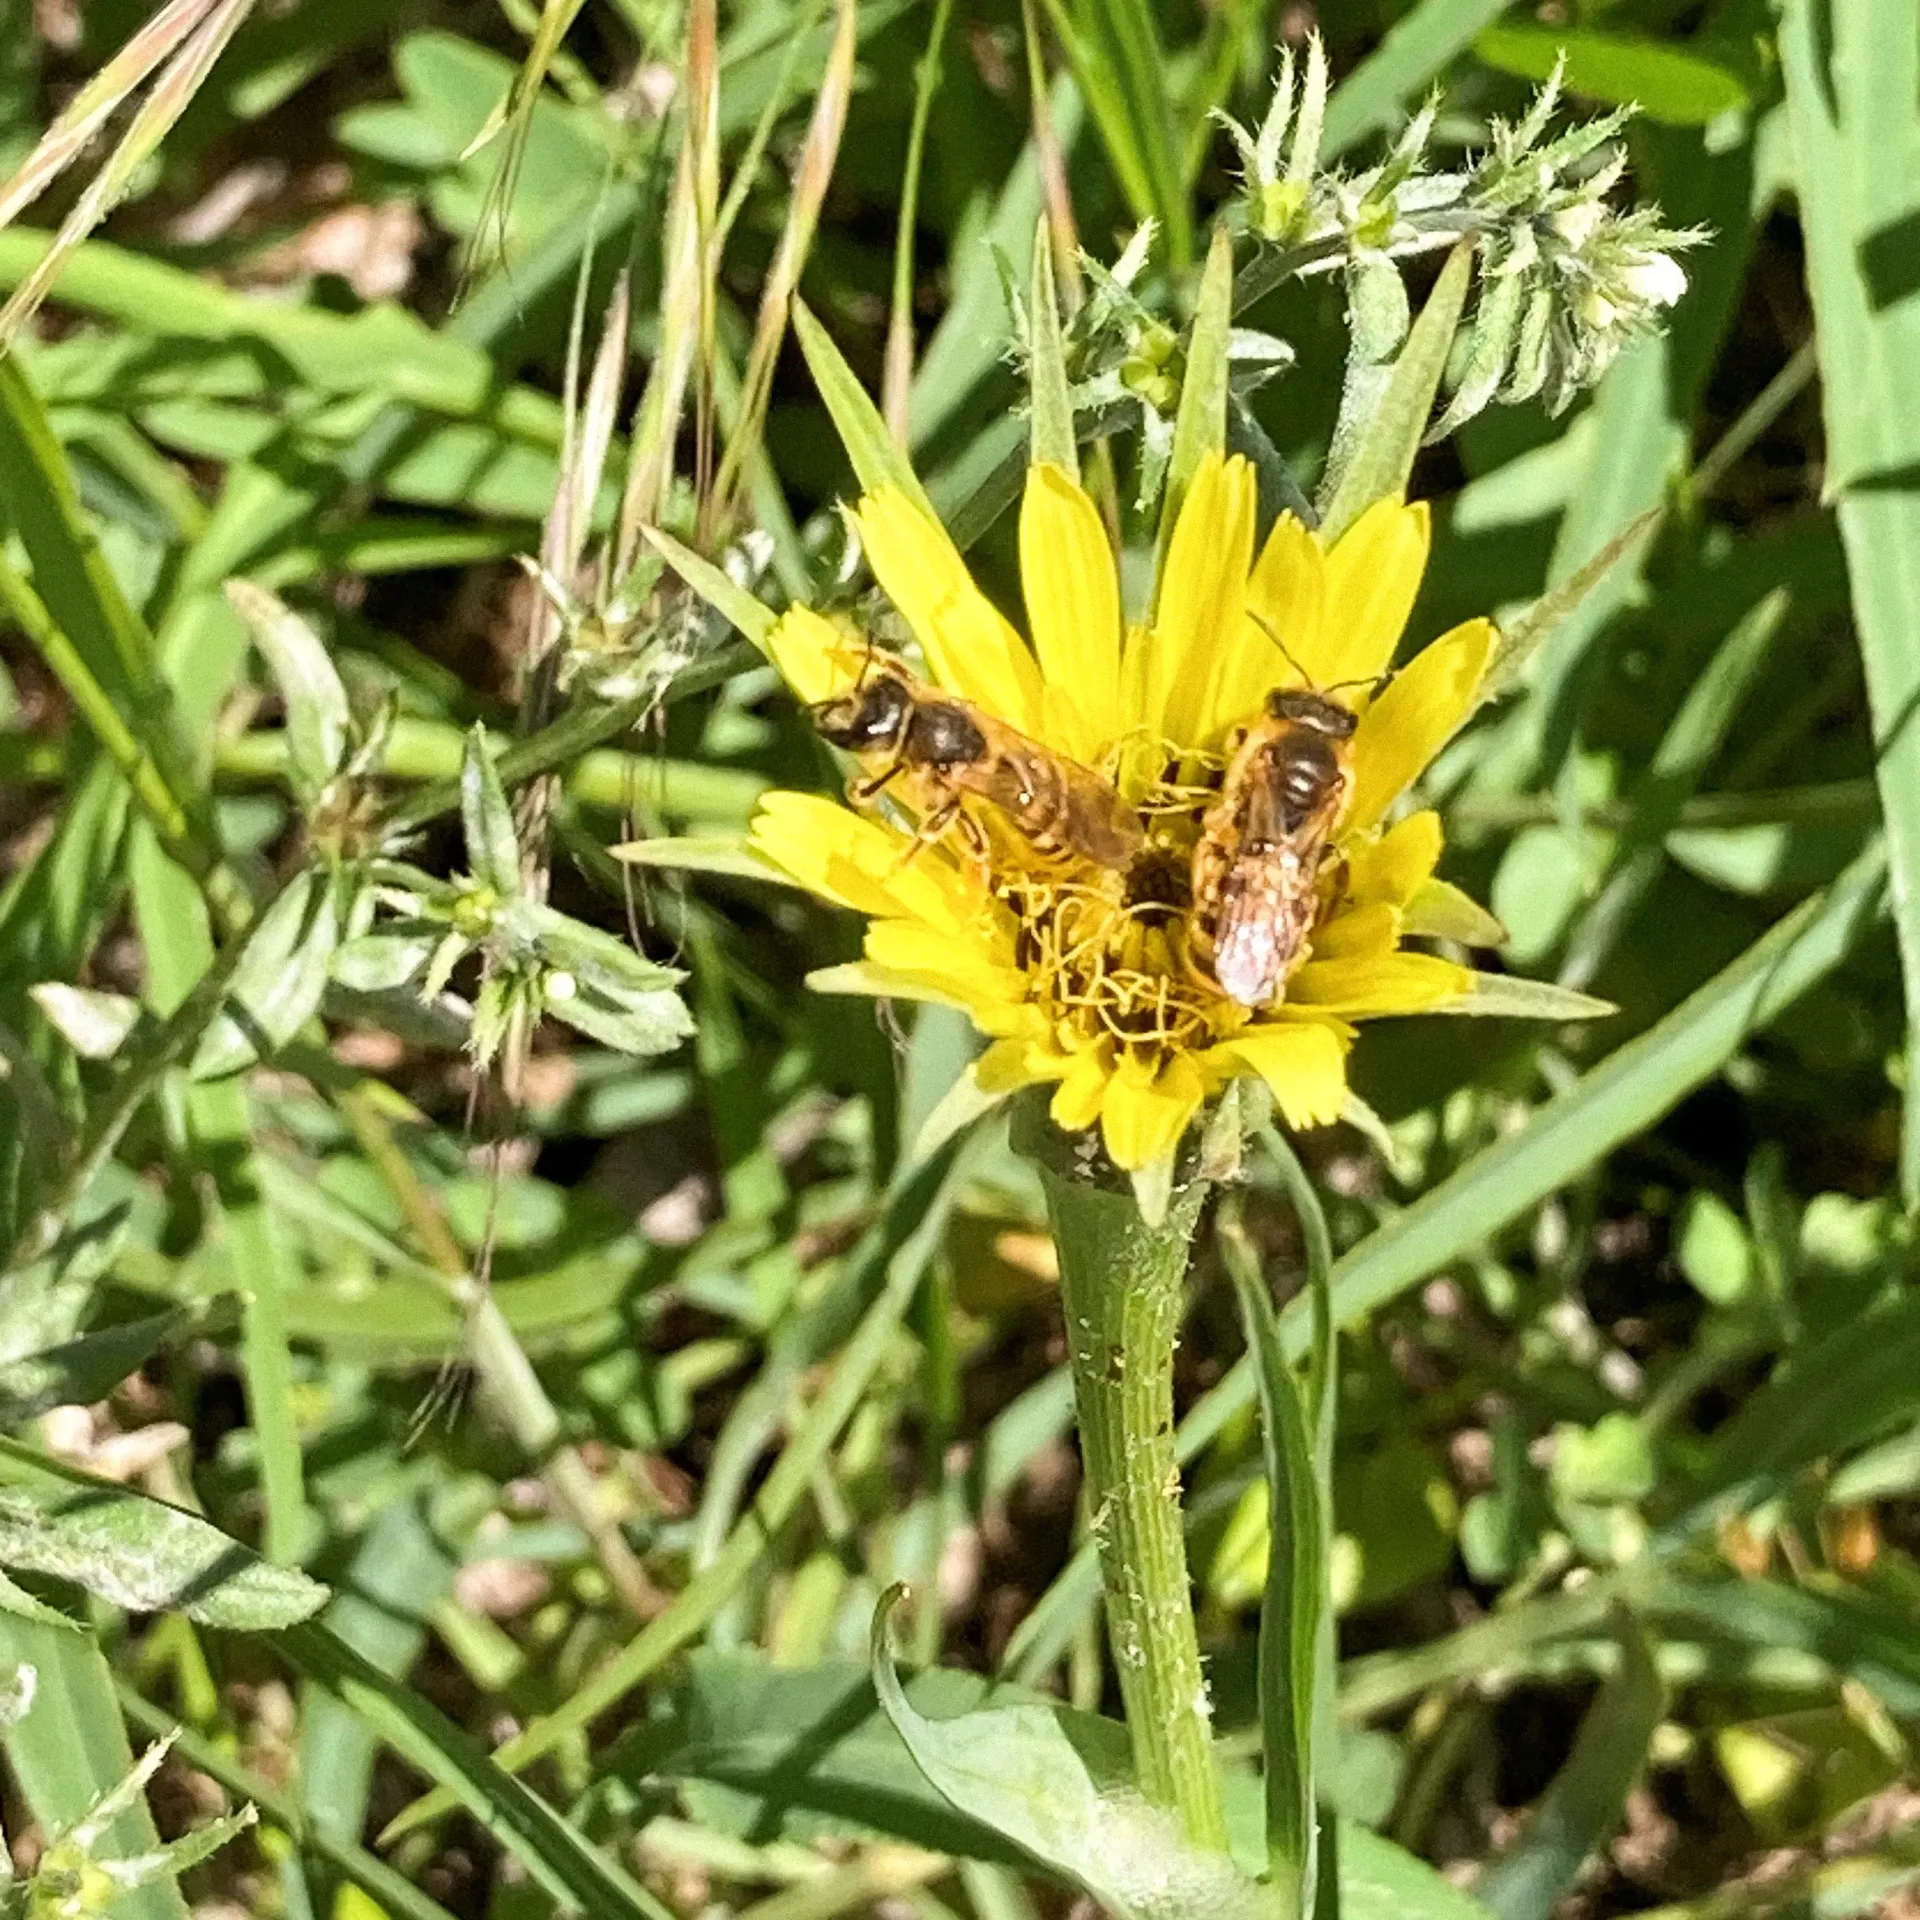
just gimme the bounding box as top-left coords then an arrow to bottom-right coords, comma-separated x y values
1031,1133 -> 1229,1851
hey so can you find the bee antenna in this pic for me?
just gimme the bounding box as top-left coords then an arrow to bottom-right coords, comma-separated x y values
1247,608 -> 1317,690
1321,666 -> 1398,699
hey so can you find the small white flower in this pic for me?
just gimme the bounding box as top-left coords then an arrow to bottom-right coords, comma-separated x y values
1550,199 -> 1606,248
1620,249 -> 1689,308
545,969 -> 577,1002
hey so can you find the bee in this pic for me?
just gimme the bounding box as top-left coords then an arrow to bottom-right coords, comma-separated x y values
811,663 -> 1145,870
1190,686 -> 1357,1008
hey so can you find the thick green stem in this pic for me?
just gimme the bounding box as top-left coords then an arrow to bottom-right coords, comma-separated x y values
1033,1138 -> 1228,1851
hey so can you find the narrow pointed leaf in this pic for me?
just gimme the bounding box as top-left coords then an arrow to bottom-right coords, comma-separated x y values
1318,243 -> 1472,544
1161,223 -> 1236,544
225,580 -> 351,804
793,299 -> 939,517
0,1443 -> 327,1629
643,527 -> 778,651
1028,216 -> 1078,477
460,726 -> 522,899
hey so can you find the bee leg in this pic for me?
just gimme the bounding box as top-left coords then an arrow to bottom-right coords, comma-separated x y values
952,809 -> 993,881
850,756 -> 904,805
890,795 -> 963,872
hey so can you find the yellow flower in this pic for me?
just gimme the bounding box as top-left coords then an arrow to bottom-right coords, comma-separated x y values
749,448 -> 1526,1178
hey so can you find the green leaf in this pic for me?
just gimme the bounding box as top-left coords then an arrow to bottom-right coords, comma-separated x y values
224,580 -> 351,805
643,525 -> 778,652
459,724 -> 521,899
1475,1616 -> 1664,1920
275,1621 -> 674,1920
1027,220 -> 1078,479
545,981 -> 694,1057
1317,242 -> 1472,544
1674,1191 -> 1753,1307
1160,223 -> 1235,551
648,1653 -> 1491,1920
1686,1291 -> 1920,1521
1779,0 -> 1920,1206
1439,975 -> 1616,1021
28,981 -> 143,1059
792,299 -> 937,518
1323,0 -> 1514,158
0,1445 -> 328,1629
871,1593 -> 1276,1920
1221,1207 -> 1324,1912
0,1311 -> 181,1427
0,1613 -> 188,1920
1551,1413 -> 1655,1507
1474,27 -> 1750,127
190,869 -> 342,1079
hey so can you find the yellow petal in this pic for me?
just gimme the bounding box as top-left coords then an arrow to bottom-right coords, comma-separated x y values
1210,1021 -> 1350,1130
1287,951 -> 1475,1016
1403,877 -> 1508,947
749,791 -> 984,934
1306,900 -> 1400,962
1202,510 -> 1327,740
866,918 -> 1026,1004
1051,1043 -> 1114,1132
1137,452 -> 1256,749
805,959 -> 1000,1022
1020,463 -> 1123,756
1343,811 -> 1443,908
1344,618 -> 1494,836
977,1032 -> 1063,1093
853,488 -> 1044,730
1320,498 -> 1431,690
1099,1050 -> 1207,1172
767,607 -> 869,705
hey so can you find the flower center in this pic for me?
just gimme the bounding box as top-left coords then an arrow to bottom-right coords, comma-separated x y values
983,762 -> 1288,1058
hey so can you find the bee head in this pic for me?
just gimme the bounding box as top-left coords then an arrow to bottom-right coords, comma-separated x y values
1265,687 -> 1358,739
813,672 -> 912,751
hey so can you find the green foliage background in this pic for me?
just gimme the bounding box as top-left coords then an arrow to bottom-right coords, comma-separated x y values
0,0 -> 1917,1915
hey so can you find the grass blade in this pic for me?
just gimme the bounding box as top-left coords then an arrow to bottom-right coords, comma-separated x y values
382,1139 -> 967,1841
714,0 -> 857,521
0,0 -> 256,346
1322,0 -> 1513,159
1474,1616 -> 1664,1920
1779,0 -> 1920,1206
275,1621 -> 674,1919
